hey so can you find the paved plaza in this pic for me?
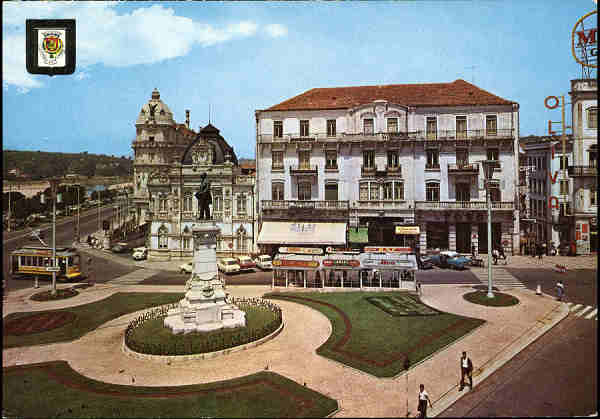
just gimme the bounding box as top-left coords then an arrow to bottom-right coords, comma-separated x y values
3,270 -> 570,417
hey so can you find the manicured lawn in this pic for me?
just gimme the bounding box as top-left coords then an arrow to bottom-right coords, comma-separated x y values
3,293 -> 183,349
463,291 -> 519,307
127,304 -> 281,355
3,361 -> 338,418
30,288 -> 78,301
265,291 -> 485,378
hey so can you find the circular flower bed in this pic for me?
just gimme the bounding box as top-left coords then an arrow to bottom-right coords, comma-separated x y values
125,298 -> 282,356
4,312 -> 77,335
30,288 -> 79,302
463,291 -> 519,307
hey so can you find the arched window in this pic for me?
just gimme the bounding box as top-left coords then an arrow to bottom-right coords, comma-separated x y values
183,194 -> 192,212
237,226 -> 247,252
426,181 -> 440,202
158,225 -> 168,249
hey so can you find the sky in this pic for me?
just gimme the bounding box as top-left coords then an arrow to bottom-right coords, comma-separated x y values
2,1 -> 597,159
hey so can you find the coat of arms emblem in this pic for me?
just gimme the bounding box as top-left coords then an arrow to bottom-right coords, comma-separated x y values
39,30 -> 65,66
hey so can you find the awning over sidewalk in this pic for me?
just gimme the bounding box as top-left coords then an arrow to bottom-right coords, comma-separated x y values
258,222 -> 347,246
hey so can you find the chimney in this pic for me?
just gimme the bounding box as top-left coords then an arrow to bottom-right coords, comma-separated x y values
185,110 -> 190,129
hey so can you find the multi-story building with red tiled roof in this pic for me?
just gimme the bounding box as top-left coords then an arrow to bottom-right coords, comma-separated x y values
255,79 -> 521,257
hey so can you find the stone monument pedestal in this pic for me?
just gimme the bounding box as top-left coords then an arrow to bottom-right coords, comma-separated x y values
164,221 -> 246,334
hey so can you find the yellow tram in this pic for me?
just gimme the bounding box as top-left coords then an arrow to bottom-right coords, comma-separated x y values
9,246 -> 82,281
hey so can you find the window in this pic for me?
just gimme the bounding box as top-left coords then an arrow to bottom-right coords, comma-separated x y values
592,189 -> 597,206
369,183 -> 380,200
426,182 -> 440,201
456,183 -> 470,201
589,151 -> 597,168
237,194 -> 246,214
456,116 -> 467,139
387,151 -> 399,168
487,148 -> 499,161
273,121 -> 283,138
383,182 -> 393,200
183,194 -> 192,211
272,151 -> 283,170
183,237 -> 191,250
326,150 -> 337,169
559,156 -> 569,171
359,182 -> 369,200
298,182 -> 311,200
426,117 -> 437,140
489,185 -> 501,202
300,120 -> 309,137
426,150 -> 439,169
325,184 -> 338,201
394,182 -> 404,200
543,200 -> 547,217
588,107 -> 598,129
148,136 -> 155,142
560,202 -> 570,216
363,150 -> 375,168
486,115 -> 497,136
327,120 -> 336,137
272,183 -> 284,201
387,118 -> 398,133
560,179 -> 569,195
456,149 -> 469,167
213,189 -> 222,211
298,150 -> 310,169
158,226 -> 168,249
159,198 -> 167,212
363,118 -> 374,135
542,156 -> 547,170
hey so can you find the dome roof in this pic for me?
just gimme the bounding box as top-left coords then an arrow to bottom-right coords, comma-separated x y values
136,88 -> 175,126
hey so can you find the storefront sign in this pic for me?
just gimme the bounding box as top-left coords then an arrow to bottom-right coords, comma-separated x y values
364,246 -> 413,253
325,247 -> 360,254
362,259 -> 414,268
394,226 -> 420,235
289,223 -> 315,233
322,259 -> 360,268
572,10 -> 597,68
272,259 -> 319,268
278,247 -> 323,255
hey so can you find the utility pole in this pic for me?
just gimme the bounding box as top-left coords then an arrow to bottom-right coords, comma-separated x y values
7,183 -> 11,232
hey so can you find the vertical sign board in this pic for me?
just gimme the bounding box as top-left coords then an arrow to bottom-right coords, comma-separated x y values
576,220 -> 590,254
26,20 -> 76,76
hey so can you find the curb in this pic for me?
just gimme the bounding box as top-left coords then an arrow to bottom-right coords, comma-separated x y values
429,300 -> 569,417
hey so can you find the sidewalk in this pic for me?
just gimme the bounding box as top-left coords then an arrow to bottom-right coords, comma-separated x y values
2,277 -> 567,417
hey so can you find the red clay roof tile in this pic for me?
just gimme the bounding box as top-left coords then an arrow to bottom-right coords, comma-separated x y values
264,79 -> 515,111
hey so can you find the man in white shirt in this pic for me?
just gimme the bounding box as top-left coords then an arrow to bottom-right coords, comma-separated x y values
460,351 -> 473,390
417,384 -> 433,418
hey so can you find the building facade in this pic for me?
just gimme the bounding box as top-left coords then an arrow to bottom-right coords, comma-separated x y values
256,79 -> 520,255
131,89 -> 258,261
568,79 -> 597,254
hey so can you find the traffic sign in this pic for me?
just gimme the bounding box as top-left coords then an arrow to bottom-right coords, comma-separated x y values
46,267 -> 60,272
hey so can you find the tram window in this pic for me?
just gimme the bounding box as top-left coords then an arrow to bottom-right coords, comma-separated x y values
67,256 -> 73,266
44,258 -> 50,267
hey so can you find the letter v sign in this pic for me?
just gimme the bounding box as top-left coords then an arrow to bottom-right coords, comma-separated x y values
549,171 -> 559,184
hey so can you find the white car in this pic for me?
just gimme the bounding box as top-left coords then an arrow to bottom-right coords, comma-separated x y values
255,255 -> 273,270
218,258 -> 240,275
132,247 -> 147,261
179,261 -> 194,274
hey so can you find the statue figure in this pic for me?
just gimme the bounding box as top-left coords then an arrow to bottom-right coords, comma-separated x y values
148,103 -> 158,119
195,173 -> 212,220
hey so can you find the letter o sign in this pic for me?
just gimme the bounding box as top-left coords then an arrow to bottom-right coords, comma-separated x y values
544,96 -> 559,109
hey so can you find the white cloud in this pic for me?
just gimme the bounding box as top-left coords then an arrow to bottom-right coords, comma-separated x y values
74,71 -> 89,81
265,24 -> 288,38
2,3 -> 269,91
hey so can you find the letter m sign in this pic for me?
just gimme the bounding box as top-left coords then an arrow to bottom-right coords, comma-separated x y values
577,28 -> 597,46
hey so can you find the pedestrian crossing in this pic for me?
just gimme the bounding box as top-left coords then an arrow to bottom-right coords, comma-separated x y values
472,267 -> 527,290
107,269 -> 159,285
567,302 -> 598,321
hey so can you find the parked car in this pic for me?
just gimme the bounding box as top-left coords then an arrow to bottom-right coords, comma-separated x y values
419,256 -> 434,270
236,255 -> 256,272
111,242 -> 130,253
255,254 -> 273,270
179,261 -> 193,274
132,247 -> 148,261
428,251 -> 471,270
218,258 -> 241,275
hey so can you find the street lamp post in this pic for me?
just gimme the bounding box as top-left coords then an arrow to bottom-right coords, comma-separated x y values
41,179 -> 61,296
480,160 -> 499,299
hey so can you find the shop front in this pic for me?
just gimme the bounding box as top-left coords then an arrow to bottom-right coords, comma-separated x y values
257,221 -> 347,256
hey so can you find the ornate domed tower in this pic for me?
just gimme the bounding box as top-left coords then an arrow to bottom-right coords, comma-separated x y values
131,88 -> 195,228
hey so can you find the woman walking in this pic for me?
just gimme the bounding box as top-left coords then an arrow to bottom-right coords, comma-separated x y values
417,384 -> 433,418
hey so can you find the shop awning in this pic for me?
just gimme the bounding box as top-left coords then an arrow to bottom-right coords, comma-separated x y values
348,227 -> 369,243
258,222 -> 347,245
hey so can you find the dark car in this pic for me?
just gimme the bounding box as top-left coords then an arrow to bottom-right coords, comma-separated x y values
111,242 -> 130,253
419,256 -> 434,270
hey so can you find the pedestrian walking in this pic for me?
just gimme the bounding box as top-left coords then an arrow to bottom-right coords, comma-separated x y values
416,279 -> 422,296
537,242 -> 544,263
417,384 -> 433,418
459,351 -> 473,391
556,280 -> 564,301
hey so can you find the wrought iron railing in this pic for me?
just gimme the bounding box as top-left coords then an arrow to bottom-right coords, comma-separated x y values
262,200 -> 350,210
568,165 -> 597,176
289,164 -> 318,173
448,163 -> 479,172
356,200 -> 410,209
415,201 -> 514,210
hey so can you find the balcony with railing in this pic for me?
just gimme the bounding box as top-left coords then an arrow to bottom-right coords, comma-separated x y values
262,200 -> 350,211
289,164 -> 318,175
409,128 -> 514,141
415,201 -> 514,210
568,165 -> 597,177
448,162 -> 479,175
386,165 -> 402,176
356,200 -> 410,210
361,164 -> 376,177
